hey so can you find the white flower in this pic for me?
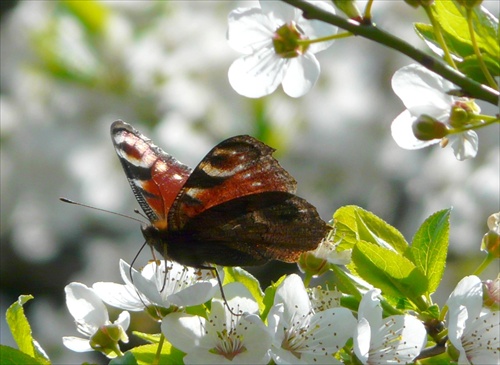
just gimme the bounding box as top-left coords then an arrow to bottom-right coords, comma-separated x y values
62,282 -> 130,358
268,274 -> 356,364
227,0 -> 337,98
310,237 -> 352,265
93,259 -> 218,319
391,63 -> 480,160
161,282 -> 271,364
353,289 -> 427,364
447,275 -> 500,364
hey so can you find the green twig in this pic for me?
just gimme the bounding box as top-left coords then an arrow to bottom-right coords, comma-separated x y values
281,0 -> 499,106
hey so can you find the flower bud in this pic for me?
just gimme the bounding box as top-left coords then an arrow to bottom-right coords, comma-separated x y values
298,251 -> 330,277
481,213 -> 500,257
412,115 -> 448,140
332,0 -> 362,19
483,276 -> 500,310
89,324 -> 127,357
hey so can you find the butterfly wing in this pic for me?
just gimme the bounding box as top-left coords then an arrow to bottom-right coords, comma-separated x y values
165,191 -> 328,267
168,135 -> 297,231
111,120 -> 192,229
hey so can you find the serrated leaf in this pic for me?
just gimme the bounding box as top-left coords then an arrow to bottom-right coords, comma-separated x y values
407,209 -> 451,294
350,240 -> 428,304
129,342 -> 185,365
223,267 -> 264,312
0,345 -> 43,365
334,206 -> 408,254
5,295 -> 49,364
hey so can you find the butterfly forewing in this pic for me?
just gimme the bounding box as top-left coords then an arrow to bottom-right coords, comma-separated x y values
168,135 -> 298,231
111,121 -> 192,227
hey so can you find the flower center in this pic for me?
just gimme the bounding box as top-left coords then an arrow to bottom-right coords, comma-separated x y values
272,22 -> 310,58
210,328 -> 247,361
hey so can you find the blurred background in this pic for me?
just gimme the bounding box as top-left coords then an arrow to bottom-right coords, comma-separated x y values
1,1 -> 498,363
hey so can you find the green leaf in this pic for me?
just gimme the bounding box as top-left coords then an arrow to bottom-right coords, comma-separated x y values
109,352 -> 139,365
5,295 -> 50,364
415,2 -> 499,81
223,267 -> 264,312
132,332 -> 161,344
407,209 -> 451,294
334,206 -> 408,254
129,342 -> 185,365
261,275 -> 287,321
0,345 -> 43,365
350,240 -> 428,307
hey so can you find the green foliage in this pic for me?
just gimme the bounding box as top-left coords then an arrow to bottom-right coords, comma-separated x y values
5,295 -> 50,365
336,206 -> 452,311
0,345 -> 45,365
414,1 -> 499,84
407,209 -> 451,294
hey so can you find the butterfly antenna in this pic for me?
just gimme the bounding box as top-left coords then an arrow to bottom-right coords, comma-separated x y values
59,197 -> 147,225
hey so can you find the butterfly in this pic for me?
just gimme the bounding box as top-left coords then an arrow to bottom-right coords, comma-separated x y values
111,120 -> 328,269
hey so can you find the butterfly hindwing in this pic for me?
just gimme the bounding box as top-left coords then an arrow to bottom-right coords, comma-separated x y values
168,135 -> 298,231
165,191 -> 328,267
111,120 -> 192,227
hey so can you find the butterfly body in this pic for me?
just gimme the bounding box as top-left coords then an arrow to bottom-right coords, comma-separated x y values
112,120 -> 327,268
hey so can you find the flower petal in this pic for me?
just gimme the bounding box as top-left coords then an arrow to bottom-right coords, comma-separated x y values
62,336 -> 93,352
228,48 -> 287,98
391,110 -> 440,150
297,1 -> 337,54
274,274 -> 311,321
450,130 -> 478,160
227,7 -> 275,54
65,283 -> 108,331
354,317 -> 371,363
162,312 -> 207,353
259,0 -> 297,24
92,282 -> 144,311
392,64 -> 455,117
281,54 -> 320,98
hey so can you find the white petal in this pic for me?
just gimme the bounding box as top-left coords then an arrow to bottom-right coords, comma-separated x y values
391,110 -> 440,150
62,336 -> 93,352
358,289 -> 382,330
466,309 -> 500,365
168,280 -> 217,307
447,276 -> 483,316
92,282 -> 144,311
228,48 -> 287,98
353,318 -> 371,363
297,1 -> 337,54
114,311 -> 130,333
450,130 -> 478,160
219,282 -> 259,315
376,315 -> 426,362
282,54 -> 320,98
260,0 -> 297,24
161,312 -> 206,353
65,283 -> 108,330
274,274 -> 311,322
227,7 -> 275,54
392,64 -> 455,117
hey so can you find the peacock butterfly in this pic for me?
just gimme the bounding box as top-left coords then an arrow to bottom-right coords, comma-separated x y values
111,120 -> 328,269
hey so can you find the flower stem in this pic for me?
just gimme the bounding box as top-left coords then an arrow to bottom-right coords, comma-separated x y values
281,0 -> 499,105
152,334 -> 165,365
298,31 -> 353,47
448,115 -> 499,134
422,4 -> 457,70
465,8 -> 498,89
363,0 -> 374,21
473,253 -> 495,276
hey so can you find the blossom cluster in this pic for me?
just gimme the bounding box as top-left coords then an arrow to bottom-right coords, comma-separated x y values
63,258 -> 500,364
